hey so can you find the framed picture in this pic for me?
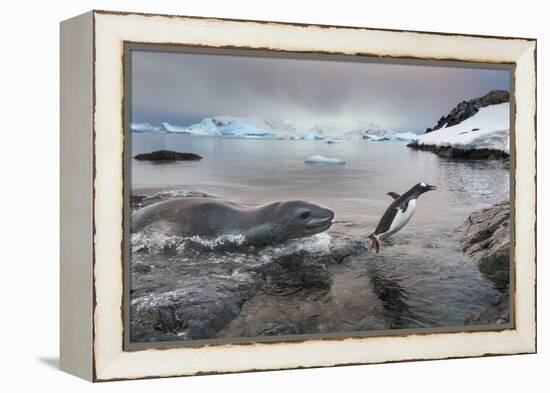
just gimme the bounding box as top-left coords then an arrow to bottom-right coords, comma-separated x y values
60,10 -> 537,381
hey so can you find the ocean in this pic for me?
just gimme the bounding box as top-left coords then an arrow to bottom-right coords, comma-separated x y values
129,133 -> 510,342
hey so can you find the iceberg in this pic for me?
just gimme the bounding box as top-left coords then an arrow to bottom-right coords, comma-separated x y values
157,117 -> 278,138
361,128 -> 417,142
363,134 -> 391,141
131,115 -> 400,141
160,121 -> 213,136
302,132 -> 324,140
392,132 -> 418,141
304,155 -> 346,165
130,123 -> 161,133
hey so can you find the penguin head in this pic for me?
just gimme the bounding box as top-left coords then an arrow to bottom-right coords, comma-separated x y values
415,182 -> 437,195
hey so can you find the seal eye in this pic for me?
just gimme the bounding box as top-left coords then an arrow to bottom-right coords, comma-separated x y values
300,211 -> 311,220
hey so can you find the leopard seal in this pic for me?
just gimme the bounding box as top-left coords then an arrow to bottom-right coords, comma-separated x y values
131,197 -> 334,246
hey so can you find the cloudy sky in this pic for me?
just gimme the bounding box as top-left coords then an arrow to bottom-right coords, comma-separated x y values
131,50 -> 510,133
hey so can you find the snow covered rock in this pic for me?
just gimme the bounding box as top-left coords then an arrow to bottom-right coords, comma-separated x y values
408,103 -> 509,158
426,90 -> 509,133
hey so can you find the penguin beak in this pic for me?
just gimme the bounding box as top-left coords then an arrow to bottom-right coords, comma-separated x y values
427,184 -> 437,191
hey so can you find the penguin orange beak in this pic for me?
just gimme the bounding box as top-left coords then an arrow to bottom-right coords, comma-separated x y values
427,184 -> 437,191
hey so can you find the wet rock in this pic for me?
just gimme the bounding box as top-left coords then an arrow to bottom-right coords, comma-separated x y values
453,200 -> 510,291
425,90 -> 509,133
130,241 -> 371,342
465,291 -> 510,325
130,277 -> 258,342
134,150 -> 202,161
327,240 -> 369,263
261,254 -> 332,296
367,264 -> 412,328
259,322 -> 304,336
132,263 -> 152,274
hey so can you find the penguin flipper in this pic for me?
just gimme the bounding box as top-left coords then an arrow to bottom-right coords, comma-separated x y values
387,192 -> 400,200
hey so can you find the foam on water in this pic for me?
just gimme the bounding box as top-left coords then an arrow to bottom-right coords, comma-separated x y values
131,225 -> 333,263
263,232 -> 332,258
131,231 -> 184,253
131,231 -> 247,253
184,234 -> 247,250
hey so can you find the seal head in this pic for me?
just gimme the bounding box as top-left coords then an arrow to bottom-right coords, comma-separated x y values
250,200 -> 334,244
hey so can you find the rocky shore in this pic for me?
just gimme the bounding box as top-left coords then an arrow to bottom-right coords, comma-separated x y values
407,141 -> 509,160
453,200 -> 511,324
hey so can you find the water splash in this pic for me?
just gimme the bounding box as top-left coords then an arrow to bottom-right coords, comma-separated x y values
131,231 -> 184,253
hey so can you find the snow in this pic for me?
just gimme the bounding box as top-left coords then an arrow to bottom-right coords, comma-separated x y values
362,132 -> 417,142
413,103 -> 509,153
304,155 -> 346,164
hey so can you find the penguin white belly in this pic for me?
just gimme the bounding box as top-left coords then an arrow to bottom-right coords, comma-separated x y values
380,199 -> 416,239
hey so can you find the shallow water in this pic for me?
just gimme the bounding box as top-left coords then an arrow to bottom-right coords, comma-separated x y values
130,134 -> 510,342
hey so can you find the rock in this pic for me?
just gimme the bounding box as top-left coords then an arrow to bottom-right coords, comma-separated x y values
134,150 -> 202,161
261,254 -> 333,296
407,141 -> 509,160
130,272 -> 259,342
130,241 -> 370,342
425,90 -> 509,133
453,200 -> 510,291
465,291 -> 510,325
259,322 -> 304,336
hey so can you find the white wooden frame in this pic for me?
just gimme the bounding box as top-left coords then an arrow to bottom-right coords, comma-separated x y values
60,10 -> 536,381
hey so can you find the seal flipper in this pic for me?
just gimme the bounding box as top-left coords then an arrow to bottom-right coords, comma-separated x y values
387,192 -> 400,200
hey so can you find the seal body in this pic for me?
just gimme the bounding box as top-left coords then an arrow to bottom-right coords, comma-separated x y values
369,182 -> 437,253
131,197 -> 334,246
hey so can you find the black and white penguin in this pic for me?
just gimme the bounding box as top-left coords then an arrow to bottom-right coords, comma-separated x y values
368,182 -> 437,253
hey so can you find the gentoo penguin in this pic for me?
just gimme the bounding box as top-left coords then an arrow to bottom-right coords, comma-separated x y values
369,182 -> 437,253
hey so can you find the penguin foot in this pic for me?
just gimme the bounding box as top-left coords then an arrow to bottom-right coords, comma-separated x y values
368,234 -> 380,253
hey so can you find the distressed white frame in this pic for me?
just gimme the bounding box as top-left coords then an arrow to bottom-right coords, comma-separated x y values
62,10 -> 536,381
